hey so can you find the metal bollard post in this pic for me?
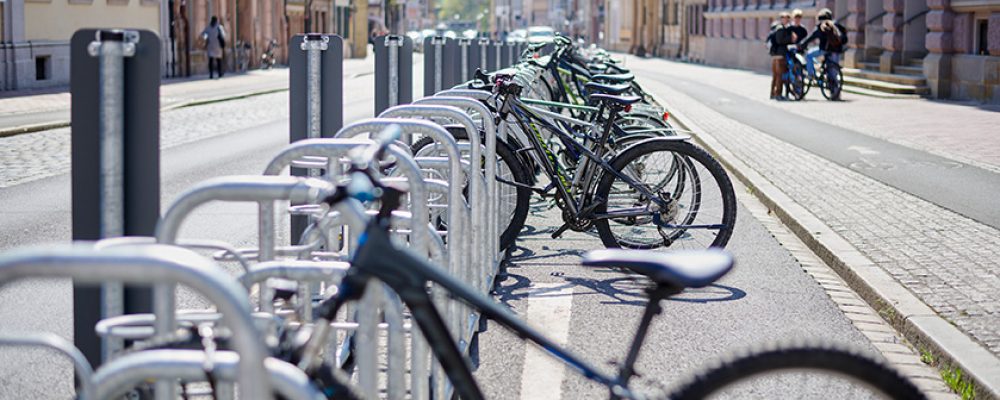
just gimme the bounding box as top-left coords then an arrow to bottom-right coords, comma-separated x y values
458,38 -> 470,82
385,35 -> 402,108
86,30 -> 137,362
478,38 -> 489,73
301,34 -> 329,146
432,36 -> 445,93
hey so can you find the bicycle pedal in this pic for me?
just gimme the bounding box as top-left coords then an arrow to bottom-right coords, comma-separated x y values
551,224 -> 571,239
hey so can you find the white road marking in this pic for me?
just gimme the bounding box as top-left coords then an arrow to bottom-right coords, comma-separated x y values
847,145 -> 880,155
519,283 -> 575,400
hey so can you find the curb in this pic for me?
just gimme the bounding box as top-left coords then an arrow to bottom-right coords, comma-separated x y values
0,120 -> 71,138
649,90 -> 1000,399
0,86 -> 289,139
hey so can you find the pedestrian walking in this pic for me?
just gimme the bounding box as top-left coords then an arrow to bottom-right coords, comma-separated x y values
201,16 -> 227,79
766,12 -> 795,100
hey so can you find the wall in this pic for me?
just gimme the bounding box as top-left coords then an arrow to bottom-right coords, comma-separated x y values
24,0 -> 160,41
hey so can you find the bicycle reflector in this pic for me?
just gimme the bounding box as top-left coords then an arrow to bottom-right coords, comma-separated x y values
663,111 -> 670,121
624,104 -> 632,112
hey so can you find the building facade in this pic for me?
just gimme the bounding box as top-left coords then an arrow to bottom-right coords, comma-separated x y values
0,0 -> 161,90
605,0 -> 999,102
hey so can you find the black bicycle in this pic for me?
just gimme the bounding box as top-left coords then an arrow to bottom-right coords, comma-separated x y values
290,141 -> 928,400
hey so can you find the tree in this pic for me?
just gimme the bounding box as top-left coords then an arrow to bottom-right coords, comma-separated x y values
438,0 -> 485,22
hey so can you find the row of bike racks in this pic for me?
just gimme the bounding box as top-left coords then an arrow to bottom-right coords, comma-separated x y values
0,28 -> 525,400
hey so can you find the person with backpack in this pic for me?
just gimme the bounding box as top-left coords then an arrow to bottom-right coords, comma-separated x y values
201,16 -> 227,79
799,8 -> 847,83
766,12 -> 796,100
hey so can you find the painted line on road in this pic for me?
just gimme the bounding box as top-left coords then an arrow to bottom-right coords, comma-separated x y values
519,283 -> 574,400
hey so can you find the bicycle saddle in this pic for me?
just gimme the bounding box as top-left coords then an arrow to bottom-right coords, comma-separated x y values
584,82 -> 631,95
589,93 -> 642,106
582,249 -> 733,288
592,73 -> 635,83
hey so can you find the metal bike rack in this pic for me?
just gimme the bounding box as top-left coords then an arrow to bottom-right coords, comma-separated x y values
0,244 -> 271,399
412,97 -> 501,273
155,176 -> 336,325
0,333 -> 96,400
91,350 -> 322,400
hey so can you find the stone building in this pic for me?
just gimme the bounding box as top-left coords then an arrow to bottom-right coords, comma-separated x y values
0,0 -> 162,90
628,0 -> 999,102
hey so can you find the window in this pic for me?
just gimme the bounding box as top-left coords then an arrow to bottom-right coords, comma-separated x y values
35,56 -> 50,80
975,18 -> 988,55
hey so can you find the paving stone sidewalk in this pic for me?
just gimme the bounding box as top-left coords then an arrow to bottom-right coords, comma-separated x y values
628,60 -> 1000,359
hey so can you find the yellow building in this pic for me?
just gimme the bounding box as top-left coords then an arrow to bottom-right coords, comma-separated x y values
0,0 -> 163,90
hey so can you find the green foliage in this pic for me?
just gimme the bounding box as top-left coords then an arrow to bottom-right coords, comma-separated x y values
941,366 -> 975,400
438,0 -> 486,22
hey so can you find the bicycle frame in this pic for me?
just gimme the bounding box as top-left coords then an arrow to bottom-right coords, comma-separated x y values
319,218 -> 674,400
502,94 -> 671,220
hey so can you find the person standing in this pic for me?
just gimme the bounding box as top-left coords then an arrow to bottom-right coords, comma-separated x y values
789,9 -> 808,48
201,16 -> 227,79
766,12 -> 795,100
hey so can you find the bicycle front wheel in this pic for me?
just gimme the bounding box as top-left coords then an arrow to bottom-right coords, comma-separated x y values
820,63 -> 844,100
593,138 -> 736,250
785,63 -> 807,101
668,345 -> 927,400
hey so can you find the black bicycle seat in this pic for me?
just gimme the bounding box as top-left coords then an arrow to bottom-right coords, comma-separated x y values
589,93 -> 642,106
584,82 -> 631,95
592,73 -> 635,83
581,249 -> 733,288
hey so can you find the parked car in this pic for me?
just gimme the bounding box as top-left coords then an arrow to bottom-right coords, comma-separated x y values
508,29 -> 527,42
462,29 -> 478,39
527,26 -> 555,44
406,30 -> 423,51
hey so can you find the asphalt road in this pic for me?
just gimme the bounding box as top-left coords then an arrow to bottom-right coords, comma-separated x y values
0,59 -> 885,399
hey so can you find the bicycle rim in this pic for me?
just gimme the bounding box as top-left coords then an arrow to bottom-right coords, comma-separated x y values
668,345 -> 927,400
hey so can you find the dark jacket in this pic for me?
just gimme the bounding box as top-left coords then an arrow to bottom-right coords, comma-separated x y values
789,25 -> 808,46
766,25 -> 793,57
802,21 -> 848,52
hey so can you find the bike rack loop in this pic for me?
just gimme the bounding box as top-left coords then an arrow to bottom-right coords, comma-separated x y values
92,350 -> 322,400
154,176 -> 336,329
0,244 -> 271,399
262,138 -> 432,261
413,96 -> 500,269
375,106 -> 484,282
0,333 -> 96,400
333,119 -> 466,278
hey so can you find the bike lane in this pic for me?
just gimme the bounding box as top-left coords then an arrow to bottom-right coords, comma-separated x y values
624,55 -> 1000,397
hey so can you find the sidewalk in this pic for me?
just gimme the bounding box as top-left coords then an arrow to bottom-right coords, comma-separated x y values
0,55 -> 376,136
627,56 -> 1000,397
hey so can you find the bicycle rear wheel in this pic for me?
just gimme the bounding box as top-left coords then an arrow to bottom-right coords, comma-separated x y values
668,345 -> 927,400
820,62 -> 844,100
593,138 -> 736,250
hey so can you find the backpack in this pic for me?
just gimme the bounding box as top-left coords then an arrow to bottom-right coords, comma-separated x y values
823,22 -> 843,49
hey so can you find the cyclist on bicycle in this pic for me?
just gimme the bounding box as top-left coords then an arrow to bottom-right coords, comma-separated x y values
799,8 -> 848,99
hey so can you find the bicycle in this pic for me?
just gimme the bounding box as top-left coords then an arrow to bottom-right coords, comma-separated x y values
422,73 -> 737,251
289,144 -> 928,400
783,45 -> 809,101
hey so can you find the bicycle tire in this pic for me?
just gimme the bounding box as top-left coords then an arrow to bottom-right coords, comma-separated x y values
820,62 -> 844,101
668,344 -> 927,400
594,138 -> 736,250
785,63 -> 807,101
411,128 -> 532,251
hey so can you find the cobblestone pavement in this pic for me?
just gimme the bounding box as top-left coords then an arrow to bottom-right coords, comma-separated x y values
624,59 -> 1000,174
0,91 -> 289,188
627,57 -> 1000,357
